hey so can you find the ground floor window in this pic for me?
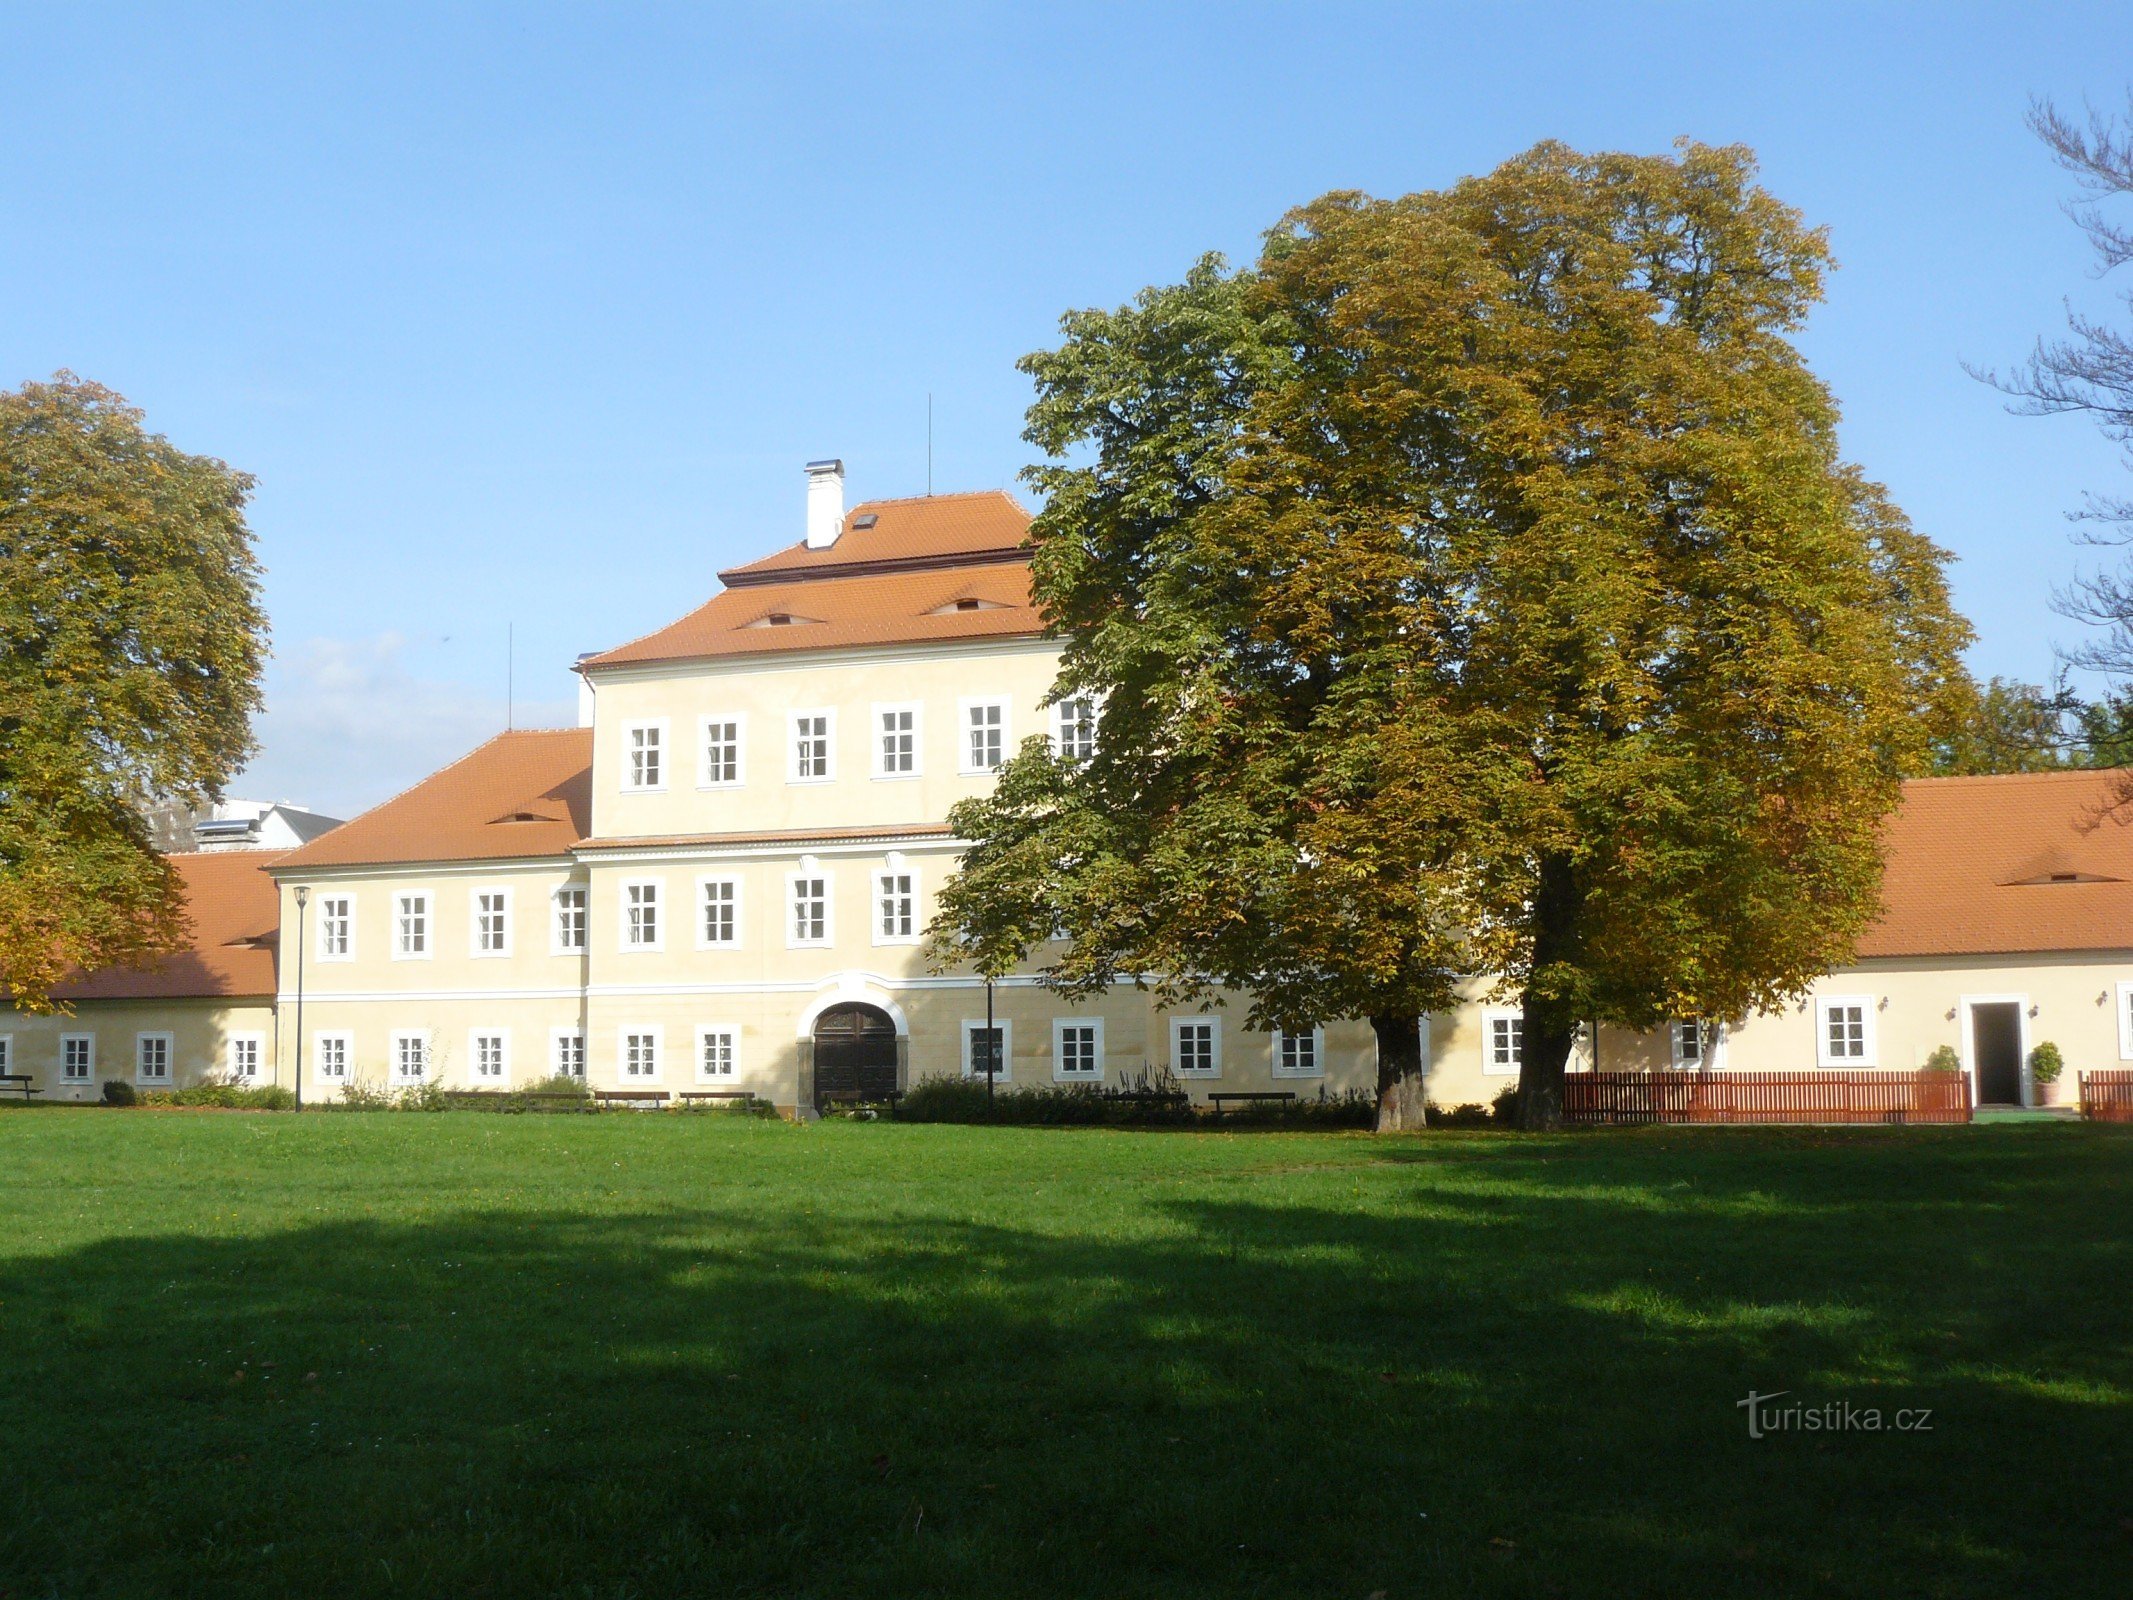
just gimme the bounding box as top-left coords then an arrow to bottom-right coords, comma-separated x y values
472,1030 -> 507,1081
0,1035 -> 11,1076
1484,1012 -> 1522,1075
962,1019 -> 1010,1081
61,1034 -> 94,1082
1054,1019 -> 1101,1080
553,1029 -> 585,1079
623,1028 -> 660,1079
1816,998 -> 1874,1067
393,1031 -> 429,1083
136,1033 -> 172,1084
1172,1017 -> 1220,1078
1273,1027 -> 1323,1078
316,1033 -> 350,1079
229,1034 -> 262,1080
1670,1020 -> 1706,1069
697,1026 -> 737,1080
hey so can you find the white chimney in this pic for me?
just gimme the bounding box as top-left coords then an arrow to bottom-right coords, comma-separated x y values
805,459 -> 845,549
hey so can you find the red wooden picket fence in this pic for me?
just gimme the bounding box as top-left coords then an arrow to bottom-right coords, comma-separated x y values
1563,1070 -> 1973,1126
2079,1070 -> 2133,1124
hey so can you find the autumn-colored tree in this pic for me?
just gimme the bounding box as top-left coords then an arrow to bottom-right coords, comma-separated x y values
930,143 -> 1971,1130
0,374 -> 266,1009
1930,677 -> 2079,774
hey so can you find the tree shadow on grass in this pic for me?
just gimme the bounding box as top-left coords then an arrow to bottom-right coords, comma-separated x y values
1,1127 -> 2128,1599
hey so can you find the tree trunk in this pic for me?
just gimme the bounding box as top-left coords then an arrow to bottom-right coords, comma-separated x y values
1372,1013 -> 1429,1132
1515,851 -> 1584,1131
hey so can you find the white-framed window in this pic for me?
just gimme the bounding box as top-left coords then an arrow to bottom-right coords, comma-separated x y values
0,1035 -> 10,1077
874,870 -> 917,944
1816,997 -> 1875,1067
1172,1016 -> 1220,1078
1483,1010 -> 1522,1075
697,877 -> 740,948
471,888 -> 512,957
2117,980 -> 2133,1061
623,720 -> 666,791
60,1033 -> 94,1082
789,710 -> 834,782
962,1018 -> 1011,1081
136,1032 -> 173,1084
873,703 -> 920,778
551,1027 -> 586,1079
960,698 -> 1008,773
318,894 -> 353,960
229,1034 -> 263,1080
1054,696 -> 1097,763
1670,1019 -> 1726,1070
1273,1026 -> 1324,1079
621,879 -> 663,950
620,1025 -> 662,1081
1053,1018 -> 1103,1081
392,1030 -> 430,1083
788,873 -> 830,947
393,892 -> 431,959
699,715 -> 744,788
471,1029 -> 509,1082
552,884 -> 588,954
696,1025 -> 738,1082
315,1032 -> 350,1080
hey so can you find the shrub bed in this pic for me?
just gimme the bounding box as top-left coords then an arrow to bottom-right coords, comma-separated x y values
894,1076 -> 1375,1129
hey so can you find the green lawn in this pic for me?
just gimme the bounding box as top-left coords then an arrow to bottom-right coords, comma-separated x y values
1,1109 -> 2127,1598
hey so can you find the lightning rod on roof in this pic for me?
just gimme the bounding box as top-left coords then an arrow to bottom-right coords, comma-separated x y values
927,392 -> 933,497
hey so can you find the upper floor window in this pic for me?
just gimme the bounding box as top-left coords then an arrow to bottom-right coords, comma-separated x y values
624,721 -> 665,790
962,699 -> 1007,773
699,877 -> 739,947
394,893 -> 430,959
623,880 -> 662,950
318,894 -> 353,959
875,704 -> 919,778
701,717 -> 743,787
789,874 -> 829,946
1055,697 -> 1097,763
472,889 -> 511,956
790,711 -> 833,782
553,885 -> 587,953
876,871 -> 915,943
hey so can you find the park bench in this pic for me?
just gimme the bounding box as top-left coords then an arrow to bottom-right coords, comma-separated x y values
1207,1091 -> 1297,1114
591,1088 -> 671,1109
441,1089 -> 590,1108
678,1090 -> 760,1106
0,1074 -> 42,1102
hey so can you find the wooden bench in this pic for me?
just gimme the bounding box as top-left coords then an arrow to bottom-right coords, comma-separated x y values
0,1074 -> 42,1102
591,1088 -> 671,1109
1207,1091 -> 1297,1114
678,1090 -> 760,1106
441,1089 -> 589,1107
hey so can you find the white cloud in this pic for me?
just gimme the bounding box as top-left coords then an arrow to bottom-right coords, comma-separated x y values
231,634 -> 578,819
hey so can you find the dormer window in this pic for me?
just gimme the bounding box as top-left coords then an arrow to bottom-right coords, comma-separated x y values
954,599 -> 982,612
768,613 -> 794,626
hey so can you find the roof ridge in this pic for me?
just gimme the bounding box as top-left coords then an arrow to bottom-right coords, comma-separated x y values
1906,767 -> 2133,787
850,487 -> 1027,511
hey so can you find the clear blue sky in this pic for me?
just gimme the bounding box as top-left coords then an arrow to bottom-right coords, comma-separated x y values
5,2 -> 2130,815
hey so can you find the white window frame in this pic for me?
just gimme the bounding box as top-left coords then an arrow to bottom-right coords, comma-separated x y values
697,712 -> 746,789
228,1032 -> 265,1081
135,1031 -> 174,1085
962,1017 -> 1012,1082
0,1034 -> 11,1077
551,883 -> 588,955
696,875 -> 742,949
393,892 -> 432,961
958,696 -> 1010,775
391,1029 -> 431,1084
1482,1008 -> 1523,1076
2117,980 -> 2133,1061
872,868 -> 919,946
314,1031 -> 351,1080
60,1032 -> 94,1082
549,1026 -> 586,1079
1815,995 -> 1877,1068
470,886 -> 513,958
786,871 -> 832,949
871,701 -> 922,780
619,1024 -> 663,1082
1272,1026 -> 1325,1080
622,719 -> 668,792
470,1028 -> 510,1083
788,709 -> 835,784
695,1024 -> 740,1083
1669,1019 -> 1728,1070
1171,1015 -> 1221,1079
620,878 -> 664,952
1052,696 -> 1098,763
317,893 -> 354,961
1052,1017 -> 1104,1082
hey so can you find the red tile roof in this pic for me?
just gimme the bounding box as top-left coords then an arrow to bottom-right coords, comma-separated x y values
719,489 -> 1032,583
274,729 -> 593,870
1861,768 -> 2133,957
54,851 -> 286,1001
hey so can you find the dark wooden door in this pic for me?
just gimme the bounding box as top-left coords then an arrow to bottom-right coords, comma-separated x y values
813,1004 -> 899,1110
1973,1002 -> 2023,1106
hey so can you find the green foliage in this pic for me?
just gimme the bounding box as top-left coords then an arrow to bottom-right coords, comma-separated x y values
2029,1040 -> 2065,1085
99,1079 -> 136,1107
0,374 -> 267,1010
893,1075 -> 1371,1129
932,143 -> 1972,1132
1923,1044 -> 1963,1073
326,1077 -> 451,1112
1930,678 -> 2081,774
517,1073 -> 592,1098
137,1081 -> 295,1111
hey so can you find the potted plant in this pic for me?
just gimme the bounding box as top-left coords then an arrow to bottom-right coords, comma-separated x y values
2028,1041 -> 2065,1107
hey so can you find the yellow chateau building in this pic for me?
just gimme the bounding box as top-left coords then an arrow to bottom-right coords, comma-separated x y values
13,463 -> 2133,1113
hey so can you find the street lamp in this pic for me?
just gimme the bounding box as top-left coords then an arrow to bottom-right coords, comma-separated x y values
292,886 -> 308,1113
985,974 -> 996,1115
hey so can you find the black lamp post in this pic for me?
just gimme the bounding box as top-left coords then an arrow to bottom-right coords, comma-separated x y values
292,886 -> 308,1113
985,974 -> 996,1114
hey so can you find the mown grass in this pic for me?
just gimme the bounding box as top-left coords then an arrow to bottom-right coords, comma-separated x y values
0,1108 -> 2127,1598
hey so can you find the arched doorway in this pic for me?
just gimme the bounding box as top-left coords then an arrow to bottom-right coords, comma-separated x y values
812,1003 -> 899,1111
